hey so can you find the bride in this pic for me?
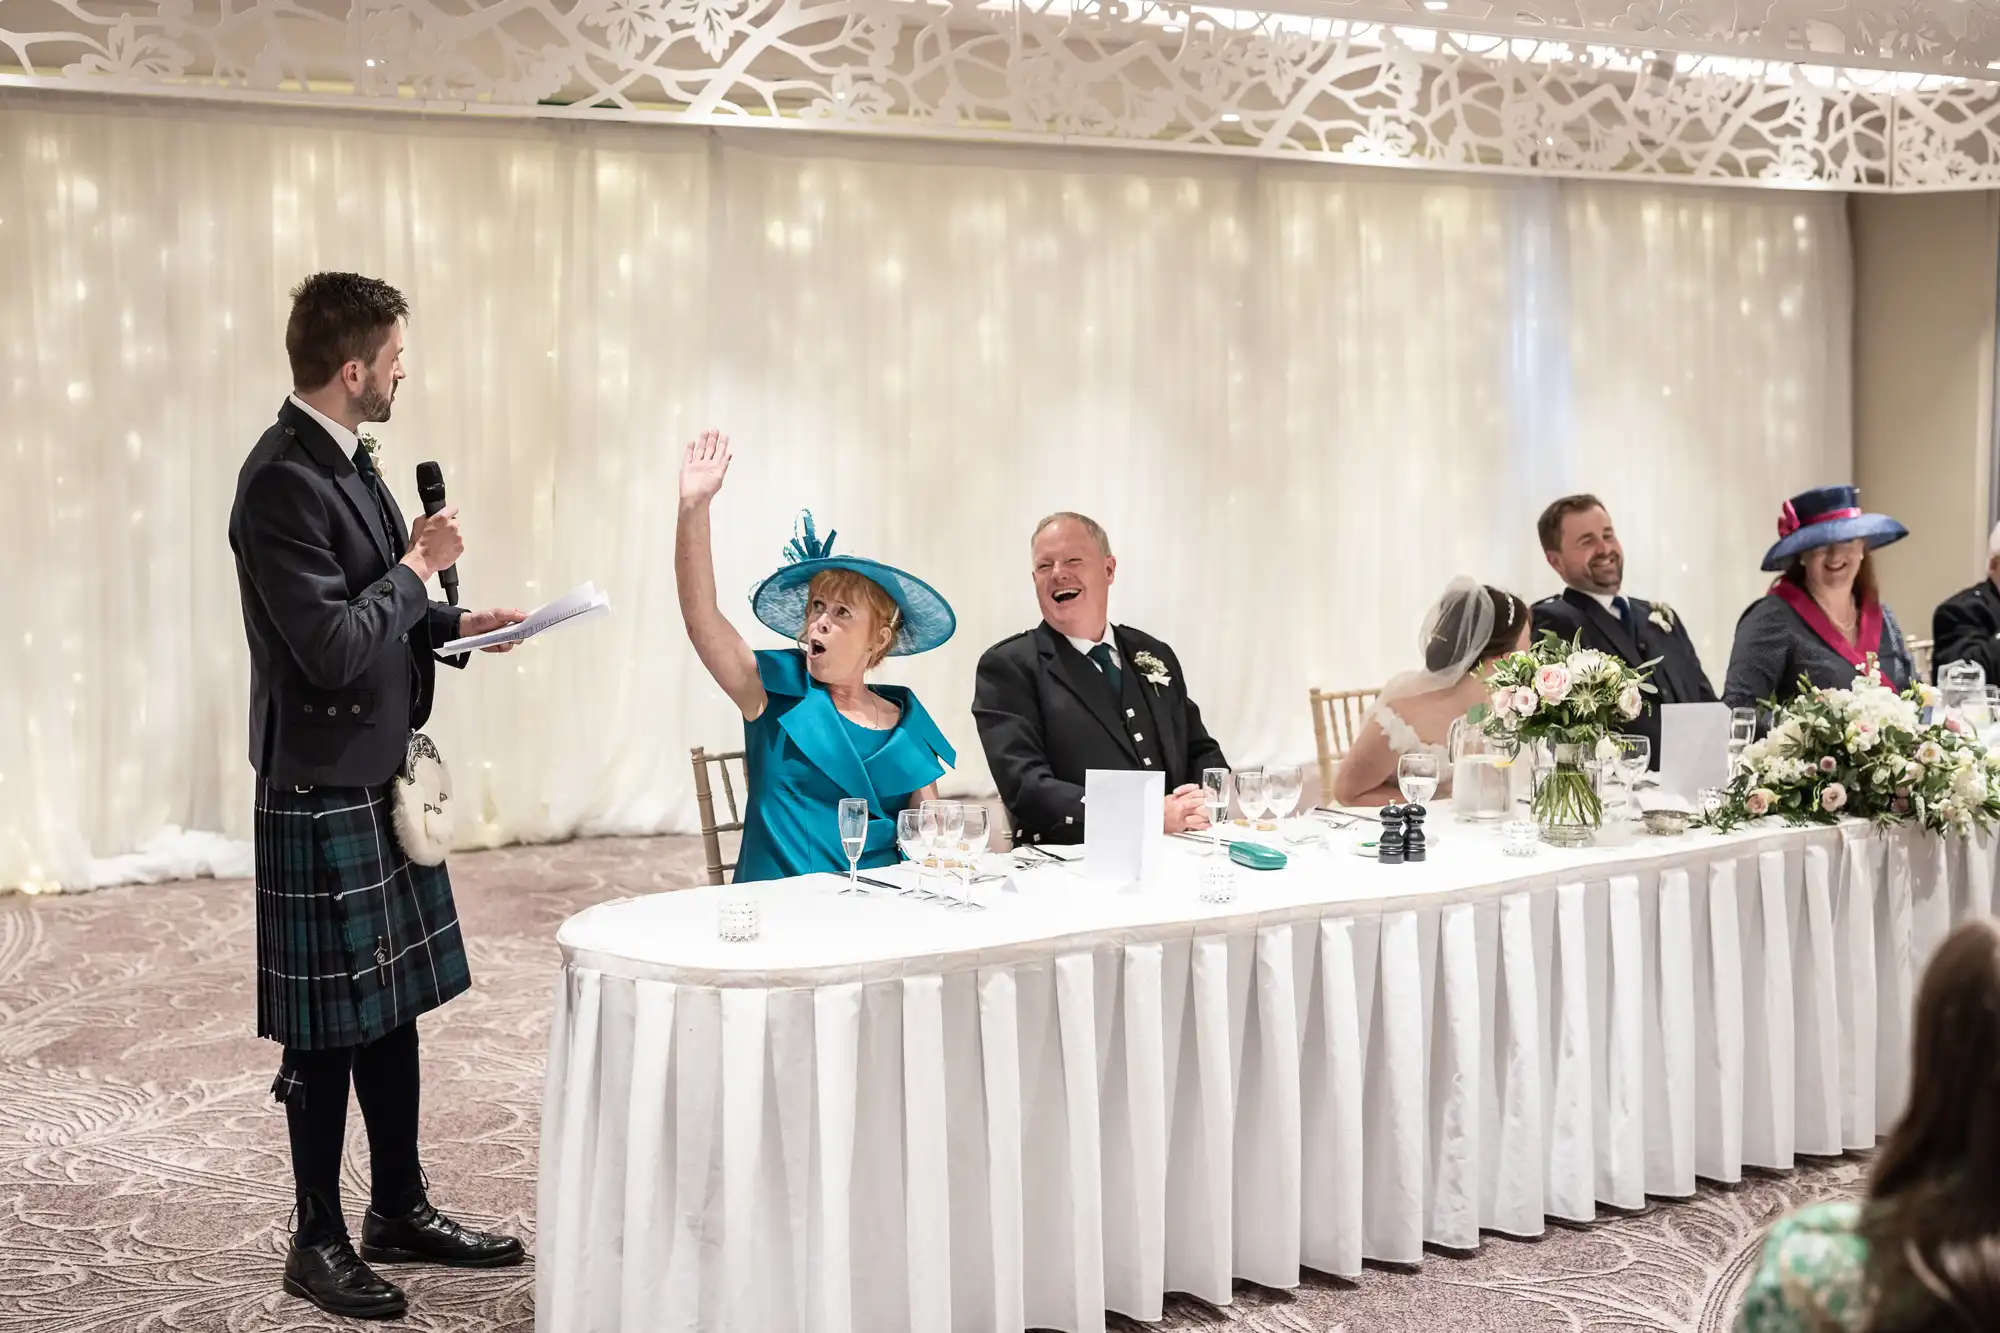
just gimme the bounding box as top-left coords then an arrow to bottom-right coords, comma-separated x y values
1331,578 -> 1530,808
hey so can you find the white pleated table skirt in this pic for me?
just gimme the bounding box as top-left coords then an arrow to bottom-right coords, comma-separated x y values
535,822 -> 1995,1332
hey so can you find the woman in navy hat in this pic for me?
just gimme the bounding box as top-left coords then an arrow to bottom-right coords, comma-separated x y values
1722,484 -> 1915,709
675,430 -> 958,882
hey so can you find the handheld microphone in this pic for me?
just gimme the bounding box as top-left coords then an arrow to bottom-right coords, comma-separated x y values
414,461 -> 460,606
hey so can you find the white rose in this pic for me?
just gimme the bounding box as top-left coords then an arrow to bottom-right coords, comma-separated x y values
1512,686 -> 1539,717
1535,664 -> 1572,703
1617,684 -> 1643,720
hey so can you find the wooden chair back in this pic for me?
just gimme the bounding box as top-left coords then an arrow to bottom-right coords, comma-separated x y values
1309,686 -> 1378,803
690,746 -> 747,887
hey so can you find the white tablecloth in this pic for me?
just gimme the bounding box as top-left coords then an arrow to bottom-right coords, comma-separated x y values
535,820 -> 1997,1333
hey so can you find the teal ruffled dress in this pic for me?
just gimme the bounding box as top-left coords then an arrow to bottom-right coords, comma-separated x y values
733,649 -> 957,883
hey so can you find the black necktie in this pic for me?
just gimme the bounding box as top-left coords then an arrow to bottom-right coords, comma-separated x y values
351,446 -> 402,556
1614,597 -> 1633,633
1087,642 -> 1123,693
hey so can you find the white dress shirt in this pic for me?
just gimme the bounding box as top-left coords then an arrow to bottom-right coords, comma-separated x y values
1065,623 -> 1120,673
288,393 -> 361,459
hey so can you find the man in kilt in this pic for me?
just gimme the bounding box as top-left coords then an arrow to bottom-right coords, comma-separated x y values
231,273 -> 527,1319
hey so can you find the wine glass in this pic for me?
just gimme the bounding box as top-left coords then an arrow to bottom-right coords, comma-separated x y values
1396,752 -> 1440,807
1233,769 -> 1266,829
1263,764 -> 1303,834
1201,768 -> 1230,854
896,807 -> 927,897
1728,708 -> 1758,773
1616,736 -> 1652,819
954,807 -> 991,911
837,798 -> 868,893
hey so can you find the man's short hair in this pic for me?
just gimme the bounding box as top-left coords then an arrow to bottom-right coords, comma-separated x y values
1032,511 -> 1113,557
285,272 -> 408,392
1537,494 -> 1607,553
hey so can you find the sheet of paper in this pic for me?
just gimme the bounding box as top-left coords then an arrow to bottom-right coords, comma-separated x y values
1083,769 -> 1164,888
1658,702 -> 1732,801
440,581 -> 610,653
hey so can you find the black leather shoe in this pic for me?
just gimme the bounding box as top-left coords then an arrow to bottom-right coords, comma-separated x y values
359,1201 -> 524,1269
283,1234 -> 408,1320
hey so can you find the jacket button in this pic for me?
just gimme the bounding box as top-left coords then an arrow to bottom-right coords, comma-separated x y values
1133,732 -> 1144,742
399,633 -> 409,643
350,705 -> 361,714
326,706 -> 337,716
1143,757 -> 1152,766
377,581 -> 392,595
302,704 -> 312,714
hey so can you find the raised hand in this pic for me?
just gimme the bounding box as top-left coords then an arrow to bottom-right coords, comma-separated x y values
679,430 -> 732,506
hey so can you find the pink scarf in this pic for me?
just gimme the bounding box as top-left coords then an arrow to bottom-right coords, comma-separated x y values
1772,578 -> 1882,671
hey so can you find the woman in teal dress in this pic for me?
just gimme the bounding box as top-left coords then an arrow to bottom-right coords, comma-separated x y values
1736,917 -> 2000,1333
675,430 -> 956,883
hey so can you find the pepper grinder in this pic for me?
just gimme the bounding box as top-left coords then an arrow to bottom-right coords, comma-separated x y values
1403,804 -> 1428,863
1377,804 -> 1406,865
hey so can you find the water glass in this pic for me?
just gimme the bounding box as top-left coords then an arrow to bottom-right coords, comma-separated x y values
1198,862 -> 1237,904
1200,768 -> 1230,854
717,894 -> 761,942
918,801 -> 945,898
1728,708 -> 1758,773
953,807 -> 991,911
1616,736 -> 1651,818
837,798 -> 868,893
938,801 -> 965,876
1396,752 -> 1440,807
1263,764 -> 1303,831
1232,768 -> 1265,826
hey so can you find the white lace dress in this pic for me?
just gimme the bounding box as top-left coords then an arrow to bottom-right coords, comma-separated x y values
1371,702 -> 1454,796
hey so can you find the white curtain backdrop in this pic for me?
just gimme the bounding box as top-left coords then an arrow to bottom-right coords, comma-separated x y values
0,90 -> 1851,890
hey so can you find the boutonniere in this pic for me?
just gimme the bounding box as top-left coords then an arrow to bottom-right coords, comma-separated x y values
357,433 -> 381,470
1649,603 -> 1677,633
1131,650 -> 1172,692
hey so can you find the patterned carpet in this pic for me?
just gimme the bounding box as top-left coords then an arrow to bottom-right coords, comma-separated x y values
0,835 -> 1863,1332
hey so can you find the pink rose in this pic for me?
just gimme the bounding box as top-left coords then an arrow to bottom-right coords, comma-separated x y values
1946,715 -> 1970,735
1535,664 -> 1572,703
1617,684 -> 1643,720
1818,756 -> 1837,774
1490,689 -> 1513,718
1745,789 -> 1773,817
1821,783 -> 1848,813
1512,687 -> 1539,717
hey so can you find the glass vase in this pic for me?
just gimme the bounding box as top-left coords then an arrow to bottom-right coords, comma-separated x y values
1532,740 -> 1603,847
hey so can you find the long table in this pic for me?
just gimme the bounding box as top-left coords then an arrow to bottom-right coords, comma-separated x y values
535,818 -> 1996,1333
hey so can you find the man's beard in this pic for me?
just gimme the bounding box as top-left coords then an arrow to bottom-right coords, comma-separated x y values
354,373 -> 395,424
1583,556 -> 1622,592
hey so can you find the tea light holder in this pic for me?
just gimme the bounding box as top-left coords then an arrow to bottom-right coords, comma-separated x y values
1198,862 -> 1238,904
1501,820 -> 1539,858
717,895 -> 761,942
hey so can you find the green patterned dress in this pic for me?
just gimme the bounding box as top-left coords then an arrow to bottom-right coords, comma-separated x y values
1735,1201 -> 1870,1333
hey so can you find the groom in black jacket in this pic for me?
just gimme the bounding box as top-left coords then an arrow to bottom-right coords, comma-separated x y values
1530,494 -> 1716,767
974,512 -> 1228,846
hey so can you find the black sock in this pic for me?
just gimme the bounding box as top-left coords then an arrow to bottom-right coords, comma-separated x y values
277,1045 -> 355,1244
352,1021 -> 424,1215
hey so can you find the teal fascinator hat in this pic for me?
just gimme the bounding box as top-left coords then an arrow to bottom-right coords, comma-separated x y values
749,511 -> 957,657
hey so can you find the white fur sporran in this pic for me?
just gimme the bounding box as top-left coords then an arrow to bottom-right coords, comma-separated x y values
391,732 -> 453,866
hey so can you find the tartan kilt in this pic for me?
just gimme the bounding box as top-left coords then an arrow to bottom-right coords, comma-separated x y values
253,782 -> 470,1050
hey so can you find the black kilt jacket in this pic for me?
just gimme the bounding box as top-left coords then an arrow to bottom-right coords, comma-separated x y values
230,399 -> 470,1049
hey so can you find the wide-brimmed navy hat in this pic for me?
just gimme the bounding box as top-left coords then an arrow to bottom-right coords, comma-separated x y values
1760,484 -> 1907,572
749,511 -> 956,657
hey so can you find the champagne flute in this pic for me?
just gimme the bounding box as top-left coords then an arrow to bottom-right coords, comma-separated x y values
938,802 -> 965,895
1396,752 -> 1440,806
837,798 -> 868,893
955,807 -> 991,911
896,808 -> 927,897
917,800 -> 944,900
1201,767 -> 1230,854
